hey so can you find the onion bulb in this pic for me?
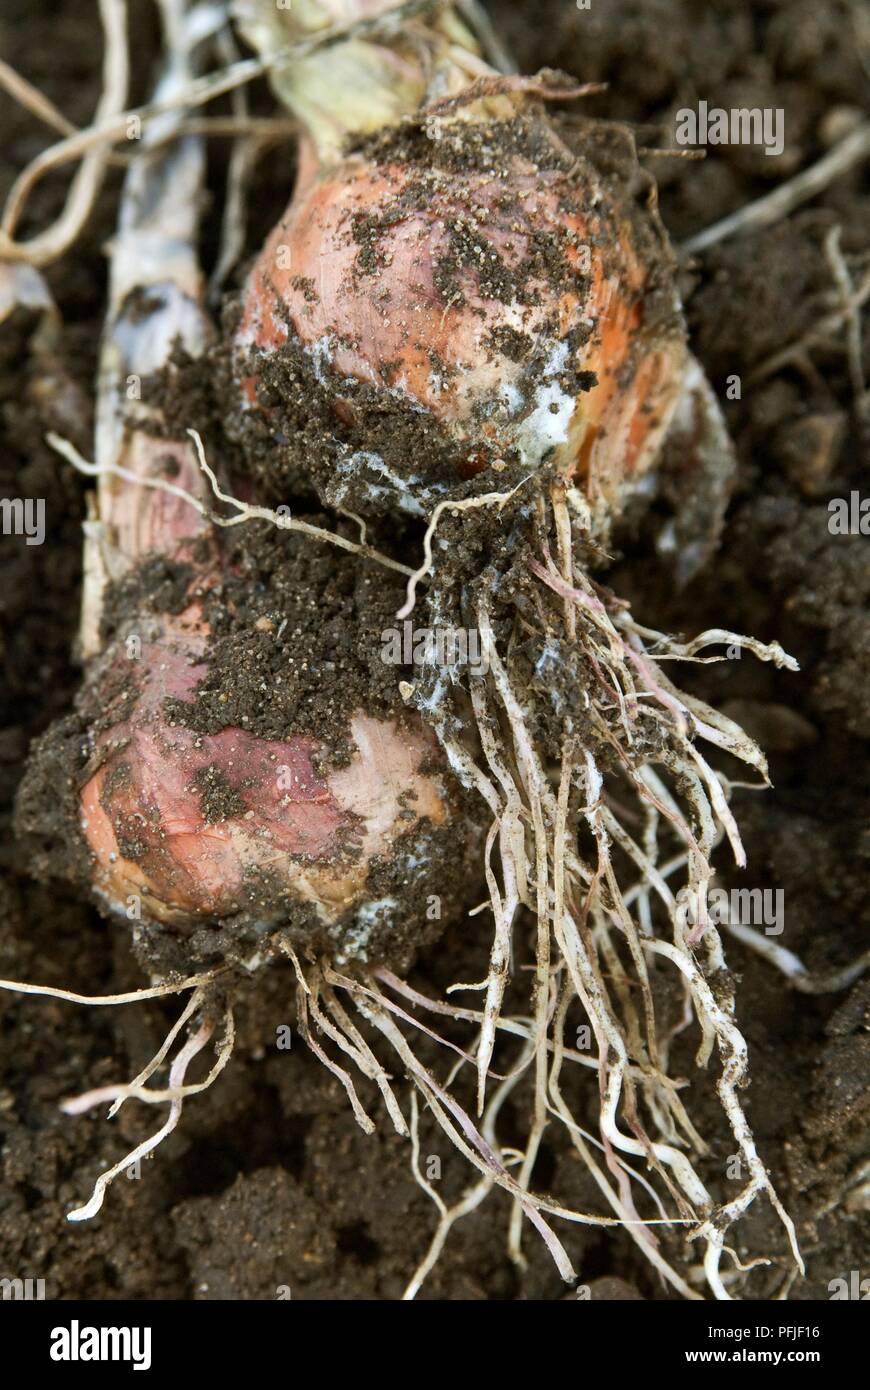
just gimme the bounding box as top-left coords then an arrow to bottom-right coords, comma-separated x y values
233,10 -> 689,530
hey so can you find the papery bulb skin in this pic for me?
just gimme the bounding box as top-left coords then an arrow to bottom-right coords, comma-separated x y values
235,108 -> 688,527
81,617 -> 450,931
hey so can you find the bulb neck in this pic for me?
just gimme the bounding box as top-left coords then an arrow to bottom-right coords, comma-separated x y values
233,0 -> 493,159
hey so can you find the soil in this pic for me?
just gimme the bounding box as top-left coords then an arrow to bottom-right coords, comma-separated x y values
1,0 -> 868,1302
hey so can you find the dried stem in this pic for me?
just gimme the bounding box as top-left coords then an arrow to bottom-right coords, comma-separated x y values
681,121 -> 870,256
0,0 -> 130,267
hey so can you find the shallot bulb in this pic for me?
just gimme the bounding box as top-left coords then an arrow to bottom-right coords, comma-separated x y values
234,91 -> 688,528
71,417 -> 459,951
80,579 -> 450,936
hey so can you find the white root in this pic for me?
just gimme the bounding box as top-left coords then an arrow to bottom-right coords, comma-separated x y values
47,429 -> 416,583
0,970 -> 222,1006
824,224 -> 867,412
104,987 -> 203,1115
327,971 -> 695,1271
680,121 -> 870,256
404,1091 -> 493,1300
348,478 -> 806,1298
4,0 -> 826,1300
0,0 -> 445,264
0,57 -> 77,140
66,1010 -> 230,1222
319,980 -> 409,1137
282,944 -> 376,1136
0,967 -> 235,1223
373,967 -> 661,1085
350,981 -> 685,1237
5,471 -> 812,1289
397,479 -> 532,620
186,428 -> 415,577
62,1003 -> 235,1114
645,940 -> 803,1280
722,917 -> 870,995
0,1 -> 243,1228
546,987 -> 702,1300
1,47 -> 268,247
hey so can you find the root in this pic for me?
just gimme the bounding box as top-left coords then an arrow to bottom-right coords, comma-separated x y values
4,0 -> 821,1293
1,47 -> 266,251
0,966 -> 233,1221
748,242 -> 870,395
0,0 -> 443,267
0,969 -> 222,1006
11,460 -> 805,1289
0,57 -> 77,140
377,477 -> 808,1297
340,977 -> 616,1282
66,1004 -> 233,1222
296,959 -> 698,1295
282,944 -> 377,1135
397,479 -> 532,620
404,1091 -> 493,1299
61,995 -> 235,1113
186,429 -> 416,578
722,917 -> 870,995
47,429 -> 416,581
823,224 -> 867,412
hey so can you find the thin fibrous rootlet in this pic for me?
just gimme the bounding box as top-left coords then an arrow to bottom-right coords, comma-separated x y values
4,0 -> 853,1299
